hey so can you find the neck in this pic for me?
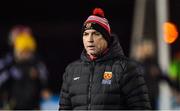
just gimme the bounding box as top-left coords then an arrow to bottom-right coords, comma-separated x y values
89,54 -> 97,61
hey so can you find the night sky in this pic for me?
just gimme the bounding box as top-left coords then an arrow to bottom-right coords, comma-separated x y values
0,0 -> 179,93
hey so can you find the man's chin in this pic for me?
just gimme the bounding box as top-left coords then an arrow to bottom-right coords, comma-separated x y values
87,51 -> 97,56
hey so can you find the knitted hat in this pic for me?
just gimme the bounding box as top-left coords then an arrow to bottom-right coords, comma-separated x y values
82,8 -> 111,44
8,25 -> 32,46
14,33 -> 36,53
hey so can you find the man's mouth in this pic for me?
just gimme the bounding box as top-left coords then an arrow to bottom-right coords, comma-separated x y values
88,45 -> 95,47
87,45 -> 95,50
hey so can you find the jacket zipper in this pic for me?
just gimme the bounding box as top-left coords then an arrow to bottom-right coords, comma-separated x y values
88,61 -> 95,110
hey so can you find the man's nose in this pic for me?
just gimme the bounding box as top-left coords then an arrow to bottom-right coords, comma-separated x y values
87,35 -> 94,43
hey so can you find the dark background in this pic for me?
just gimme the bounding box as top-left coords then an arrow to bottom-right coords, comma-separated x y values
0,0 -> 179,93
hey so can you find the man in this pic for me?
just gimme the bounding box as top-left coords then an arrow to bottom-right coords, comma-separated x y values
0,25 -> 31,71
0,32 -> 49,110
0,25 -> 31,109
59,8 -> 151,110
132,39 -> 162,109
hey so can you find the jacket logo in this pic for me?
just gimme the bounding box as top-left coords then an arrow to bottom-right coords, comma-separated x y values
103,72 -> 112,80
73,77 -> 80,80
102,72 -> 112,85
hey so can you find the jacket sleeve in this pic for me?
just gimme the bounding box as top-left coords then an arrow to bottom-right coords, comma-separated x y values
59,66 -> 72,110
121,62 -> 151,110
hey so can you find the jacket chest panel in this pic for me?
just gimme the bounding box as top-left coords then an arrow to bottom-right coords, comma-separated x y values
69,63 -> 121,96
91,63 -> 121,95
91,70 -> 120,94
69,65 -> 90,96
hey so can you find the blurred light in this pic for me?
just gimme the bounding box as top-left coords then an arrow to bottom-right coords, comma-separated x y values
168,60 -> 179,79
163,22 -> 178,44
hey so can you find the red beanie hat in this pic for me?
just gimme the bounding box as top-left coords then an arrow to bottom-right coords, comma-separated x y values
82,8 -> 111,43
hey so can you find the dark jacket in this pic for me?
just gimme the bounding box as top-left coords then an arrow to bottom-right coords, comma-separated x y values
59,35 -> 151,110
0,56 -> 48,110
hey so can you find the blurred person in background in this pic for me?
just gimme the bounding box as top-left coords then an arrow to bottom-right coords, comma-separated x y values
0,25 -> 31,109
0,31 -> 49,110
139,39 -> 161,110
132,39 -> 172,110
59,8 -> 151,110
0,25 -> 31,71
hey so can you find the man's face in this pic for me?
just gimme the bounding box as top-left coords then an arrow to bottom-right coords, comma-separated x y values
14,49 -> 34,62
83,29 -> 108,56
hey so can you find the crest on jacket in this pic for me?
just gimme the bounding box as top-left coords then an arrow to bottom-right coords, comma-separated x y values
102,71 -> 112,85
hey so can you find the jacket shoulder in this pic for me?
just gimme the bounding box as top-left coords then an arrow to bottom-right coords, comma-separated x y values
124,58 -> 143,74
65,59 -> 82,71
113,56 -> 143,74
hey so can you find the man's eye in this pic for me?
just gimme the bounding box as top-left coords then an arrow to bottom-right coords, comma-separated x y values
94,32 -> 101,36
83,33 -> 88,36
